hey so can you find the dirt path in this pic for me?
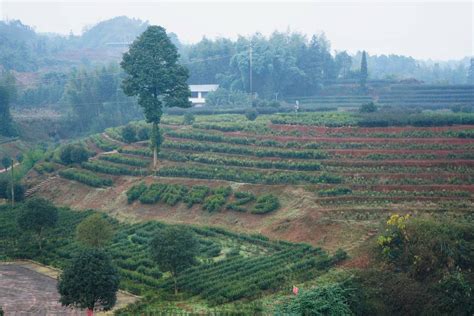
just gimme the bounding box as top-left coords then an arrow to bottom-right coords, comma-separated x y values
0,260 -> 139,315
0,162 -> 20,174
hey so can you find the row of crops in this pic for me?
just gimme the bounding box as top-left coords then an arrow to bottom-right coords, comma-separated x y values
126,182 -> 280,214
53,122 -> 474,190
46,113 -> 473,214
283,84 -> 474,110
0,205 -> 343,305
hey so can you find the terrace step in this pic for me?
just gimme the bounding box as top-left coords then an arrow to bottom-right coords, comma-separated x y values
25,176 -> 58,197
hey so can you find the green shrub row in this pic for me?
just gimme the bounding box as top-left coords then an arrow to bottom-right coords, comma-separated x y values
99,153 -> 150,167
226,191 -> 255,212
33,162 -> 56,174
185,153 -> 322,171
318,187 -> 353,196
90,134 -> 119,151
59,168 -> 112,187
156,165 -> 341,185
126,182 -> 280,215
139,183 -> 188,206
81,161 -> 145,176
251,194 -> 280,214
162,140 -> 328,160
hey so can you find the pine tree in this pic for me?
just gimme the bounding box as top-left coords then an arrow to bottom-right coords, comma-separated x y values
360,51 -> 368,88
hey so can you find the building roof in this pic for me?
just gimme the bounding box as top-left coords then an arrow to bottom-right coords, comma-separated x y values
189,84 -> 219,92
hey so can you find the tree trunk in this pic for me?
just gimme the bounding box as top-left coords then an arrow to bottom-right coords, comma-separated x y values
153,146 -> 157,172
151,122 -> 159,173
174,276 -> 178,295
38,228 -> 43,252
10,163 -> 14,207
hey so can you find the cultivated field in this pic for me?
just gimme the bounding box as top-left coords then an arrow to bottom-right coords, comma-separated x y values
28,112 -> 474,251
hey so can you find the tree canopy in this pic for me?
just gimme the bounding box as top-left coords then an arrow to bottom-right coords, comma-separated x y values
58,249 -> 120,311
360,51 -> 368,87
150,225 -> 199,294
121,25 -> 191,168
76,213 -> 114,248
0,73 -> 16,137
17,197 -> 58,250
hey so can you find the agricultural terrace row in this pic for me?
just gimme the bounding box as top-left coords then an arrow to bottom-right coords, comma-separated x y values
38,113 -> 472,213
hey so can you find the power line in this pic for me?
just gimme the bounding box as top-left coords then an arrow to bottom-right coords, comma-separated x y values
0,49 -> 255,89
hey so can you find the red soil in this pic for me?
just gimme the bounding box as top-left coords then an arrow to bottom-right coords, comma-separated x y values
324,159 -> 474,167
269,124 -> 474,134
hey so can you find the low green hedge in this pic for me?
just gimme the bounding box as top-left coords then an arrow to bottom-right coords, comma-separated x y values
59,168 -> 112,187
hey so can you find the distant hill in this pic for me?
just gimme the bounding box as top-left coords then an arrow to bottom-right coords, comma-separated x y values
0,17 -> 180,72
78,16 -> 149,48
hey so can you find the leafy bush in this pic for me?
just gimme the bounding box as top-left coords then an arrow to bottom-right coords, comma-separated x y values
245,109 -> 258,121
6,183 -> 25,202
434,271 -> 473,315
136,126 -> 150,141
233,191 -> 255,205
275,283 -> 354,315
359,102 -> 378,113
160,184 -> 188,206
226,191 -> 256,212
60,144 -> 90,165
126,182 -> 147,203
59,168 -> 112,187
33,162 -> 56,174
251,194 -> 280,214
183,112 -> 195,125
0,179 -> 8,199
202,194 -> 226,212
122,125 -> 137,143
183,185 -> 210,208
377,215 -> 474,280
139,183 -> 168,204
212,186 -> 232,198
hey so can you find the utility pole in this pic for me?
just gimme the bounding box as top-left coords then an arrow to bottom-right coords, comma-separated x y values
249,44 -> 253,106
10,162 -> 14,207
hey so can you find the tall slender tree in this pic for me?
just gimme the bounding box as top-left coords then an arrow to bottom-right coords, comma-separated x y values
360,51 -> 368,88
121,26 -> 191,170
467,58 -> 474,84
0,85 -> 14,137
1,156 -> 13,206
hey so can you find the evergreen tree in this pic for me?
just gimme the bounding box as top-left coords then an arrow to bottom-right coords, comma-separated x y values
17,197 -> 58,251
360,51 -> 368,88
467,58 -> 474,84
121,26 -> 191,170
76,213 -> 114,249
150,226 -> 199,294
0,85 -> 14,137
1,156 -> 14,206
58,249 -> 119,314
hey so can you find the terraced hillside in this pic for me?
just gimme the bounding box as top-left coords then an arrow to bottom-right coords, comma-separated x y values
28,113 -> 474,251
0,205 -> 344,313
285,84 -> 474,110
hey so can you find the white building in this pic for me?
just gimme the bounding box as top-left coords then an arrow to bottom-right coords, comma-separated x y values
189,84 -> 219,106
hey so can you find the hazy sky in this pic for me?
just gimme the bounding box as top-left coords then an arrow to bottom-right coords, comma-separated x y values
1,0 -> 472,60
